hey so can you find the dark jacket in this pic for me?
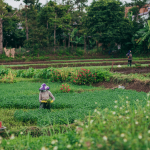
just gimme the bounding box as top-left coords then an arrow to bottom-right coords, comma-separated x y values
126,50 -> 132,60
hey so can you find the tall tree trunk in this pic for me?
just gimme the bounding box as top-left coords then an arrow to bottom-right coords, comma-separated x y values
0,18 -> 3,54
26,11 -> 29,40
47,21 -> 49,47
84,35 -> 86,53
54,15 -> 56,52
68,34 -> 70,47
64,37 -> 66,48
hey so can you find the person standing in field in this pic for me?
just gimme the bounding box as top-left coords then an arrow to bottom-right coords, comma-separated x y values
39,83 -> 55,109
126,50 -> 132,67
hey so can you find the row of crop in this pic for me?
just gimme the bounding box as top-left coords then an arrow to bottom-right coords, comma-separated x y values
14,67 -> 111,85
12,89 -> 147,126
14,108 -> 91,126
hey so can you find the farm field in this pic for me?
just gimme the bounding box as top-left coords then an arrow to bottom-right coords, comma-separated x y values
1,58 -> 150,149
0,80 -> 150,149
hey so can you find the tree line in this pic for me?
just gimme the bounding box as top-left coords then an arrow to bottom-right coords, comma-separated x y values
0,0 -> 150,56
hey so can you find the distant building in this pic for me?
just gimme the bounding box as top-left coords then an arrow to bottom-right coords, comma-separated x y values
125,4 -> 150,22
19,3 -> 25,10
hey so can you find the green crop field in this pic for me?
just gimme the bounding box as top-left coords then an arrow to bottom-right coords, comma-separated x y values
0,81 -> 148,127
1,80 -> 150,149
1,64 -> 150,150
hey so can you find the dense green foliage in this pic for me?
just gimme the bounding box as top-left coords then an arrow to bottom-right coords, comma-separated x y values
85,0 -> 133,51
1,0 -> 149,56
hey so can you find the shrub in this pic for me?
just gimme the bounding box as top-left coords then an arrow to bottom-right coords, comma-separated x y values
60,83 -> 71,93
70,68 -> 96,85
2,71 -> 16,83
0,66 -> 9,76
20,67 -> 35,78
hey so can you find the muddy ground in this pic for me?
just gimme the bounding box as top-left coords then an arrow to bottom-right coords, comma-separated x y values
7,61 -> 150,69
112,66 -> 150,74
93,79 -> 150,93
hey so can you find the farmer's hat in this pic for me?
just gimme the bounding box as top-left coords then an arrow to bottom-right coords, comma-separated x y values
128,50 -> 131,53
39,83 -> 50,91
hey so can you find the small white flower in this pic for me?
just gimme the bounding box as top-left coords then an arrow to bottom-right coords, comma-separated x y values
78,143 -> 81,147
94,109 -> 97,113
144,111 -> 146,113
20,132 -> 23,135
51,140 -> 58,145
135,121 -> 138,125
147,104 -> 150,107
74,120 -> 77,123
95,102 -> 97,104
97,111 -> 101,115
103,136 -> 107,141
121,133 -> 125,137
146,116 -> 149,119
148,130 -> 150,134
136,99 -> 139,102
103,121 -> 106,124
125,110 -> 129,113
147,93 -> 150,97
119,115 -> 122,118
80,139 -> 83,143
67,144 -> 71,149
112,111 -> 116,115
85,125 -> 88,128
126,101 -> 129,104
41,147 -> 48,150
7,142 -> 10,145
138,134 -> 142,139
126,116 -> 129,119
10,134 -> 15,140
0,136 -> 2,140
126,96 -> 128,99
90,120 -> 93,124
135,110 -> 137,114
53,146 -> 58,150
148,101 -> 150,103
114,100 -> 117,103
114,105 -> 118,108
123,138 -> 127,142
120,107 -> 122,110
80,122 -> 84,126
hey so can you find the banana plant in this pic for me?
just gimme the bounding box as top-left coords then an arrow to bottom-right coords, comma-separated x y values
71,36 -> 84,48
136,20 -> 150,49
70,28 -> 84,48
70,28 -> 78,42
127,11 -> 133,22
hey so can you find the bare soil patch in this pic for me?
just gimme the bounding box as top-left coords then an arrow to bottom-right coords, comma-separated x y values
112,66 -> 150,74
93,80 -> 150,93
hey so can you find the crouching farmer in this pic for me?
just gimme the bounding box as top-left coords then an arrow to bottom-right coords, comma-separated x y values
39,83 -> 55,109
